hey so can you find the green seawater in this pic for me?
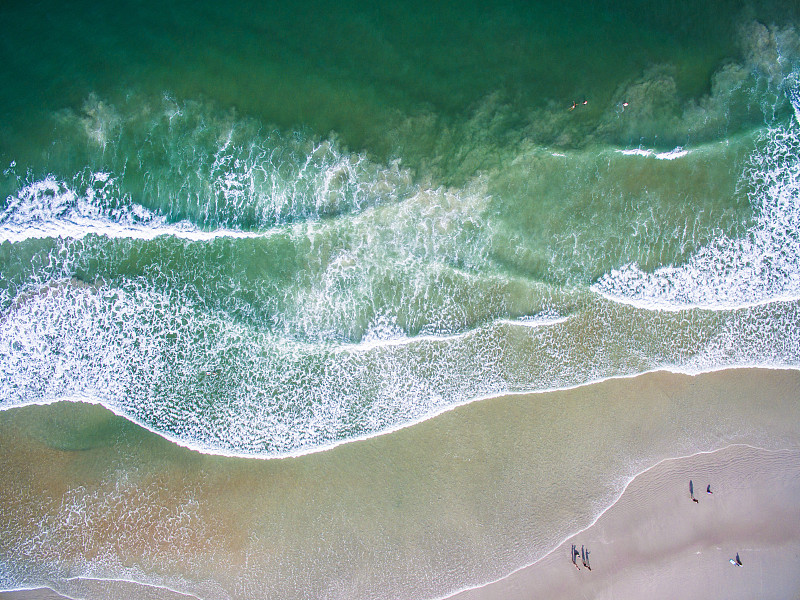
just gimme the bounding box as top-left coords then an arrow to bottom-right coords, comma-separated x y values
1,0 -> 800,452
2,0 -> 800,597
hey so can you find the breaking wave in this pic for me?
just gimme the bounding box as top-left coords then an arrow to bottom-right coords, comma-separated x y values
593,102 -> 800,310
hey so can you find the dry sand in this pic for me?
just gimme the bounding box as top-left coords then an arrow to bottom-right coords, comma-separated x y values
449,444 -> 800,600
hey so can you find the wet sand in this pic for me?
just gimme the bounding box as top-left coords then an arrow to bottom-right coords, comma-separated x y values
9,441 -> 799,600
1,368 -> 799,600
0,584 -> 198,600
448,444 -> 800,600
0,590 -> 72,600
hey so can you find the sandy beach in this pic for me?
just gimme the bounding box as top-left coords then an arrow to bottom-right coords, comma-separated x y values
448,444 -> 800,600
5,445 -> 799,600
1,368 -> 799,600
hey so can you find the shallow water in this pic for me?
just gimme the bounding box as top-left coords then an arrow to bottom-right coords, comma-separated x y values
1,0 -> 800,595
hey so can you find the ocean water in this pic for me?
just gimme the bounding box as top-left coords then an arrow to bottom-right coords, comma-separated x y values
1,0 -> 800,596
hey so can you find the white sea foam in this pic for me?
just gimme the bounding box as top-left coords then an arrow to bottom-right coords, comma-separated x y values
618,148 -> 652,157
0,175 -> 260,243
595,117 -> 800,310
655,147 -> 689,160
1,272 -> 798,458
498,311 -> 570,328
616,146 -> 689,160
3,88 -> 800,458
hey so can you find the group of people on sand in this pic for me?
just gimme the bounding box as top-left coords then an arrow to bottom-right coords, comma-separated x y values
568,479 -> 744,572
570,544 -> 591,571
689,479 -> 713,503
689,480 -> 744,567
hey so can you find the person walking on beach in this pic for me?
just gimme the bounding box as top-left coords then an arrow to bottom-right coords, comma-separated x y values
690,480 -> 699,502
581,545 -> 591,570
571,544 -> 580,569
707,484 -> 713,494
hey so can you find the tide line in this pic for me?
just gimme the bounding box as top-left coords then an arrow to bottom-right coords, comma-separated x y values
61,576 -> 203,600
0,588 -> 80,600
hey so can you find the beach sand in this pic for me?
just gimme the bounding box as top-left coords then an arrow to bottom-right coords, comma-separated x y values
5,446 -> 798,600
0,368 -> 799,600
448,444 -> 800,600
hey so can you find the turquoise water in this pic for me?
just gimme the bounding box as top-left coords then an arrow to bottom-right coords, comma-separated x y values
2,1 -> 800,598
1,0 -> 800,457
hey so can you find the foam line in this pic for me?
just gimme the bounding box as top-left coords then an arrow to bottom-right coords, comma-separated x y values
496,315 -> 570,328
0,589 -> 81,600
334,313 -> 568,354
2,365 -> 798,462
591,287 -> 800,312
0,219 -> 263,243
60,577 -> 203,600
0,175 -> 265,243
615,147 -> 689,160
335,330 -> 471,353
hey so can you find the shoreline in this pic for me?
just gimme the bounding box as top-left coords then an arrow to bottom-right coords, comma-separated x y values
1,364 -> 797,462
3,444 -> 797,600
1,367 -> 799,600
0,578 -> 202,600
447,444 -> 800,600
